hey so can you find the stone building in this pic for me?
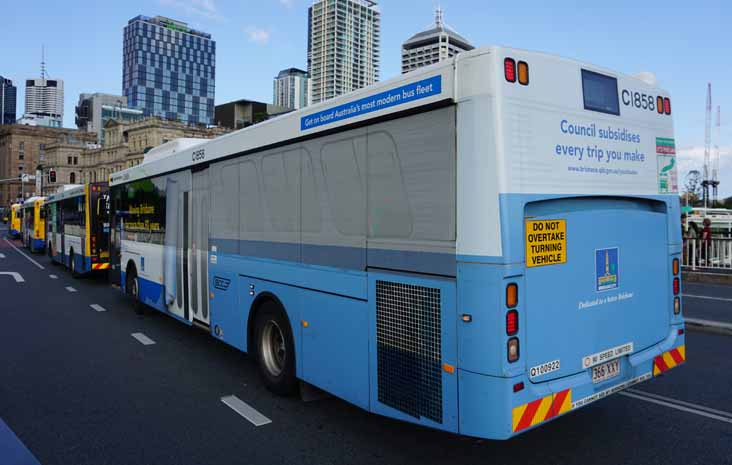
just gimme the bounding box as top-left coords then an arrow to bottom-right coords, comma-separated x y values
41,139 -> 99,195
77,117 -> 230,185
0,125 -> 96,206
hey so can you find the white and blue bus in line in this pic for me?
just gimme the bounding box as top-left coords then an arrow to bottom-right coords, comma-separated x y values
110,46 -> 684,439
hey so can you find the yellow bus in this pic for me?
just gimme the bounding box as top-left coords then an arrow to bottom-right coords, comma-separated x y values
45,183 -> 111,275
9,203 -> 22,239
22,196 -> 46,253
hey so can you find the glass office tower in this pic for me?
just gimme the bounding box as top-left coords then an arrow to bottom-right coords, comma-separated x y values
123,15 -> 216,126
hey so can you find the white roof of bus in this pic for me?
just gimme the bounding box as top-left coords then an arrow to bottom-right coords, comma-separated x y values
46,184 -> 86,203
110,49 -> 459,186
23,196 -> 45,207
110,44 -> 668,187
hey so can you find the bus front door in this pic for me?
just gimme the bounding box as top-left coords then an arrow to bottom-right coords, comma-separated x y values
189,169 -> 210,326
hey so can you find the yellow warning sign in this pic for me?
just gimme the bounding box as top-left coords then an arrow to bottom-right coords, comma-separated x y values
525,219 -> 567,268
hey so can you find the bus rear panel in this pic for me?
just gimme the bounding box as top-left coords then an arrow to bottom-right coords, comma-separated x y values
456,47 -> 682,438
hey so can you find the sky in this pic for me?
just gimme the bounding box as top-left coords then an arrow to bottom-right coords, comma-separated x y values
1,0 -> 730,197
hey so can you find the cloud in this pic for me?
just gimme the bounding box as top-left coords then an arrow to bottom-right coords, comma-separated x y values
677,145 -> 732,197
677,145 -> 732,176
246,27 -> 271,44
278,0 -> 295,8
159,0 -> 222,20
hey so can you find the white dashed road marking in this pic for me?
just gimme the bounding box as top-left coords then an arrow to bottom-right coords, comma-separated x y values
65,286 -> 77,293
221,395 -> 272,426
4,239 -> 44,269
90,304 -> 107,312
0,252 -> 6,258
49,274 -> 58,279
131,332 -> 156,346
0,272 -> 24,282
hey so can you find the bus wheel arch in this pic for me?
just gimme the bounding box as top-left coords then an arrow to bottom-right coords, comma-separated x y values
248,293 -> 298,395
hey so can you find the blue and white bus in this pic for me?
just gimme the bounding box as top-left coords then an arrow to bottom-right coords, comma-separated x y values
110,46 -> 684,439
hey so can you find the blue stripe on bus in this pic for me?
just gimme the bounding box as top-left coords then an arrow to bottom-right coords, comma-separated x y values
210,238 -> 456,276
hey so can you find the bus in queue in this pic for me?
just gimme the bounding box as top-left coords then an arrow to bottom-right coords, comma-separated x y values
8,203 -> 22,239
45,183 -> 111,276
109,46 -> 684,439
21,196 -> 46,253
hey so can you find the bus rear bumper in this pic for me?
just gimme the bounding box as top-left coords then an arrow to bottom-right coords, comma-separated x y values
30,238 -> 45,253
458,324 -> 685,439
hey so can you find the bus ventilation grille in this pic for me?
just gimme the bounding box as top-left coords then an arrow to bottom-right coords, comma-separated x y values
376,280 -> 442,424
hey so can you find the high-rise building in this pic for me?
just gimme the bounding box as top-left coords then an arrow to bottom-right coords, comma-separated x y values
25,77 -> 64,127
273,68 -> 308,110
307,0 -> 380,105
1,77 -> 17,125
123,15 -> 216,126
75,93 -> 144,143
401,8 -> 474,74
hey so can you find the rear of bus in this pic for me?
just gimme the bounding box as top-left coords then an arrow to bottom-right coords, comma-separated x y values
456,47 -> 683,439
86,182 -> 111,272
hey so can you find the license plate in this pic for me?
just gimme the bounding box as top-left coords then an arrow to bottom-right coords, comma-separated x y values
591,359 -> 620,384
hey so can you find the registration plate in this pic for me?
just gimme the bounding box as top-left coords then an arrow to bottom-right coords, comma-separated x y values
591,359 -> 620,384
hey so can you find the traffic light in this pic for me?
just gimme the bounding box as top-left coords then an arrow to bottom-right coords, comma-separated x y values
49,170 -> 56,183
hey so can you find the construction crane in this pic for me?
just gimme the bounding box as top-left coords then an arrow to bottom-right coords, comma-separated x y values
701,83 -> 712,208
711,105 -> 721,203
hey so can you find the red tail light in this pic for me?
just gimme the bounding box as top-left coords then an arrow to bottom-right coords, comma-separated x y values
506,310 -> 519,335
673,277 -> 680,295
664,98 -> 671,115
513,382 -> 524,393
504,58 -> 517,83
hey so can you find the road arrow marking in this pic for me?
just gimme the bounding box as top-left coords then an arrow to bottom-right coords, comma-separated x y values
0,272 -> 24,282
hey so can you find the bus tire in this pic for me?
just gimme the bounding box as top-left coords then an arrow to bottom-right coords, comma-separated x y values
69,250 -> 80,278
254,301 -> 297,396
126,264 -> 144,315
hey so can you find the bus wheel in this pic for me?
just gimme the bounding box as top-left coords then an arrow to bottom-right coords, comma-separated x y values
254,301 -> 297,396
69,250 -> 80,278
126,266 -> 144,315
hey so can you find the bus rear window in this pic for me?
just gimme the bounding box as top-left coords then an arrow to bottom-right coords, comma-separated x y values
581,69 -> 620,116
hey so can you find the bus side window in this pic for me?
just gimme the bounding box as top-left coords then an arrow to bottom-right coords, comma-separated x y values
321,136 -> 366,237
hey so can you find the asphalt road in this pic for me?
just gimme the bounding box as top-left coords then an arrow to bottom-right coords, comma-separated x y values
0,227 -> 731,465
683,281 -> 732,323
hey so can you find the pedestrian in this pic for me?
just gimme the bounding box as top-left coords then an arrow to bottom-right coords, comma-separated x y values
701,218 -> 712,264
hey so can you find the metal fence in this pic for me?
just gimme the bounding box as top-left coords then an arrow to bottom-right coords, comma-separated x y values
683,238 -> 732,271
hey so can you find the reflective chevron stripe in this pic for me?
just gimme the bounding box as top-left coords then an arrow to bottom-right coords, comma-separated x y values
512,388 -> 572,433
653,345 -> 685,376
